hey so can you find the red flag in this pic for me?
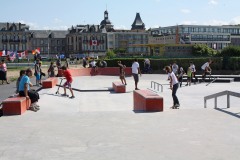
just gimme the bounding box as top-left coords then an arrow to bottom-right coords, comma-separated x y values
90,40 -> 98,46
0,51 -> 2,57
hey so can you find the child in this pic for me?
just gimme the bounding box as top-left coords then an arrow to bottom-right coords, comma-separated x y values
186,66 -> 192,86
48,62 -> 55,77
61,66 -> 75,99
118,61 -> 127,85
178,67 -> 185,87
16,70 -> 26,94
165,66 -> 180,109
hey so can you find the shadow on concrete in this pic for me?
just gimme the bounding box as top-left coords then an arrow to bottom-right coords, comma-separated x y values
215,108 -> 240,119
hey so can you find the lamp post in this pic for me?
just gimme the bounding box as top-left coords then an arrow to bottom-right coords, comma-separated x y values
46,30 -> 51,58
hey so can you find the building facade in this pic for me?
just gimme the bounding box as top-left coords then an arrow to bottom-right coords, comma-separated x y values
66,11 -> 149,57
30,30 -> 68,58
150,25 -> 240,50
0,22 -> 31,52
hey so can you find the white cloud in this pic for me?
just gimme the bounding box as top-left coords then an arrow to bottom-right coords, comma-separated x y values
53,18 -> 63,24
230,16 -> 240,25
180,9 -> 191,14
208,0 -> 218,5
114,25 -> 129,30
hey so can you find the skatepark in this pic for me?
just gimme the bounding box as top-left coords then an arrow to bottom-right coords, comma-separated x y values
0,74 -> 240,160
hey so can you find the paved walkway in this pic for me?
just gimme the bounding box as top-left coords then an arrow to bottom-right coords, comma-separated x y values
0,74 -> 240,160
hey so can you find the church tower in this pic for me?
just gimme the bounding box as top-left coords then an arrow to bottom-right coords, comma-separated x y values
131,13 -> 145,30
100,10 -> 114,31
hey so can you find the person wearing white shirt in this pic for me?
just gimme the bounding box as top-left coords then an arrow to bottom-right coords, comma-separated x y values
201,60 -> 213,81
165,66 -> 180,109
90,58 -> 98,73
172,62 -> 179,76
190,61 -> 198,83
131,59 -> 141,90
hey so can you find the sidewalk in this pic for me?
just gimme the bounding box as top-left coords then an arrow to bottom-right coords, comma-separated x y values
0,74 -> 240,160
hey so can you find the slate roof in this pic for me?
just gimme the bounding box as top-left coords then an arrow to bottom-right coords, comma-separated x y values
30,30 -> 69,38
0,22 -> 29,31
131,13 -> 145,30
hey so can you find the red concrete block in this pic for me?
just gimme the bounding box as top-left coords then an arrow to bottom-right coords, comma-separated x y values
58,67 -> 132,77
112,82 -> 126,93
133,90 -> 163,112
2,97 -> 31,115
42,78 -> 58,88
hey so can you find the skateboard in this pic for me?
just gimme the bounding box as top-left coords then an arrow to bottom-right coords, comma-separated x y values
170,105 -> 180,109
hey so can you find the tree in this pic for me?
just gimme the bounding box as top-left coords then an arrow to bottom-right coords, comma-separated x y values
106,49 -> 116,59
192,44 -> 217,57
220,46 -> 240,57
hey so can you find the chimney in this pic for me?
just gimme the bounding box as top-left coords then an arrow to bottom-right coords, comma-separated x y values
7,23 -> 9,30
19,22 -> 21,30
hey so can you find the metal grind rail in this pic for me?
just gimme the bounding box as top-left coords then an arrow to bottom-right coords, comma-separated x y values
204,90 -> 240,108
151,81 -> 163,92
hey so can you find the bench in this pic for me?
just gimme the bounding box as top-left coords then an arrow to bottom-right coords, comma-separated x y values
112,82 -> 126,93
133,89 -> 163,112
2,97 -> 31,115
42,78 -> 58,88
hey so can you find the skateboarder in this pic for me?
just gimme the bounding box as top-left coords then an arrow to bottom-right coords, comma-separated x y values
165,66 -> 180,109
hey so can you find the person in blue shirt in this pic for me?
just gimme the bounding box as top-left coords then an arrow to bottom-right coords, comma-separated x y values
19,68 -> 40,112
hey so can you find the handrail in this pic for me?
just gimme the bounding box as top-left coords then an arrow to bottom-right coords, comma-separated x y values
204,90 -> 240,108
151,81 -> 163,92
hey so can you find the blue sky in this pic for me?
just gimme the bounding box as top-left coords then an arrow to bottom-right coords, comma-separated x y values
1,0 -> 240,30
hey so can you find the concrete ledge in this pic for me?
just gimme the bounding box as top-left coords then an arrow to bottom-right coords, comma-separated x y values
2,97 -> 31,115
112,82 -> 126,93
58,67 -> 132,77
42,78 -> 58,88
133,89 -> 163,112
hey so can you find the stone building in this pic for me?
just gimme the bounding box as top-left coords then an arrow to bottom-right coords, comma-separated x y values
30,30 -> 68,57
0,22 -> 31,52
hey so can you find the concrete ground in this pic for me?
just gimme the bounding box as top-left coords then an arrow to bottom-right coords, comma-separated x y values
0,74 -> 240,160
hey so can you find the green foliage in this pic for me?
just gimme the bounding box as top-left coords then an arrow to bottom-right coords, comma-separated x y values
113,48 -> 127,54
105,57 -> 224,71
220,46 -> 240,57
192,44 -> 217,57
106,50 -> 116,59
223,57 -> 240,70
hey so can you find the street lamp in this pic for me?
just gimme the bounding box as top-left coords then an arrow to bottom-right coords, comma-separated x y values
46,30 -> 51,58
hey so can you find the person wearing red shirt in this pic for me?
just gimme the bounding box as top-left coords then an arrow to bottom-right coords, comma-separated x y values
61,66 -> 75,99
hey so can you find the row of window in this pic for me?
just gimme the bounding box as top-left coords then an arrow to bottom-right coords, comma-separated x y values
2,44 -> 26,51
158,27 -> 240,35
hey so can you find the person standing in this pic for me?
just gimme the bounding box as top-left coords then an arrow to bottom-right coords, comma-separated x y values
178,67 -> 185,87
34,60 -> 41,86
118,61 -> 127,85
165,66 -> 180,109
0,59 -> 10,84
172,61 -> 179,77
132,58 -> 141,90
185,66 -> 192,86
90,58 -> 98,73
48,62 -> 56,77
61,66 -> 75,99
82,57 -> 87,68
190,61 -> 198,84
